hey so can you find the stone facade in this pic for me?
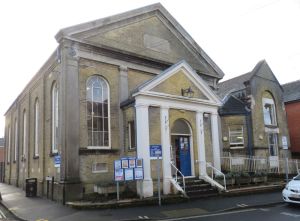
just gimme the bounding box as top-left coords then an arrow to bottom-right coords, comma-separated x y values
4,3 -> 226,201
218,60 -> 291,159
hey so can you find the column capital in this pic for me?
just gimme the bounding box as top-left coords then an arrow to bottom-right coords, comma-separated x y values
135,103 -> 149,109
160,106 -> 170,111
119,65 -> 128,73
210,112 -> 219,116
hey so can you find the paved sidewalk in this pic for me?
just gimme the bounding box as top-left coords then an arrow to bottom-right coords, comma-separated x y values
0,183 -> 284,221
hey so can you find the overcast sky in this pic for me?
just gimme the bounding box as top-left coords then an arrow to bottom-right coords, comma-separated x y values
0,0 -> 299,137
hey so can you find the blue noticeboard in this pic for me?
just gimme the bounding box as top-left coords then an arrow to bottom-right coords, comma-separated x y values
54,155 -> 61,168
150,145 -> 162,159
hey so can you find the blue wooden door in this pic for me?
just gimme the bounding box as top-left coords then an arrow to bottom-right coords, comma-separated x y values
179,137 -> 191,176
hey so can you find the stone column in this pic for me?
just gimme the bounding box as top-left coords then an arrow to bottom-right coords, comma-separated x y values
59,40 -> 82,201
196,111 -> 207,176
211,113 -> 221,171
135,103 -> 153,197
160,107 -> 172,194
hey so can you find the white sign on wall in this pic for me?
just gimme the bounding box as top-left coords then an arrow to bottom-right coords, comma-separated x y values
282,136 -> 288,150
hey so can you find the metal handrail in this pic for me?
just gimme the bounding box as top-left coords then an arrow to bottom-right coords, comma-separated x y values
199,161 -> 226,191
170,161 -> 185,192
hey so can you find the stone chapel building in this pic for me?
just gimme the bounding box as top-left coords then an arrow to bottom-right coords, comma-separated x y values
4,3 -> 226,201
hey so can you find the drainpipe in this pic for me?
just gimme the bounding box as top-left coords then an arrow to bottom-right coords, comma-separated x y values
245,109 -> 253,157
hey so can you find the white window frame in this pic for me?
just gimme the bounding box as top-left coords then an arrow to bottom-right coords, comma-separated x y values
128,121 -> 136,150
14,119 -> 18,162
23,111 -> 27,160
229,126 -> 244,149
7,126 -> 11,163
268,133 -> 278,156
91,162 -> 108,173
34,100 -> 39,157
262,97 -> 277,126
86,75 -> 111,149
51,83 -> 59,154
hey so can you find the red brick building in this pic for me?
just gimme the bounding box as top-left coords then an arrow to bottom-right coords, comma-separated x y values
283,80 -> 300,157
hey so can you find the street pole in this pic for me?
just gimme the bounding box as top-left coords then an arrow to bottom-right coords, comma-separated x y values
285,150 -> 289,182
157,155 -> 161,206
117,181 -> 120,201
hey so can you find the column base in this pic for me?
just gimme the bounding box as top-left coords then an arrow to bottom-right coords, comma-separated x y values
163,177 -> 172,195
137,179 -> 153,198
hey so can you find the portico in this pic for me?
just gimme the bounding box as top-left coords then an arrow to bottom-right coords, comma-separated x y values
133,61 -> 222,197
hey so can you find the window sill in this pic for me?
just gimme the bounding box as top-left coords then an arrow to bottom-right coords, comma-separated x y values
264,124 -> 277,128
49,152 -> 58,157
230,146 -> 244,149
87,146 -> 111,150
79,148 -> 119,155
128,148 -> 136,152
33,155 -> 39,159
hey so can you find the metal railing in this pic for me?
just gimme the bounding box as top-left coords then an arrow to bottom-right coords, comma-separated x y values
199,161 -> 227,191
221,154 -> 300,175
170,161 -> 186,192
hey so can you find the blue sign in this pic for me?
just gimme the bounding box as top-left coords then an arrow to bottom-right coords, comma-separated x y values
150,145 -> 162,158
54,155 -> 61,168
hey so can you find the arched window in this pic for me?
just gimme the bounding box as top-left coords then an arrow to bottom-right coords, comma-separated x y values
52,83 -> 58,153
23,110 -> 27,160
34,99 -> 39,157
262,91 -> 277,126
14,119 -> 18,162
86,75 -> 110,148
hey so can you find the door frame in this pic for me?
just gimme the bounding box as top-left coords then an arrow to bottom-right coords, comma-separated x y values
170,131 -> 195,177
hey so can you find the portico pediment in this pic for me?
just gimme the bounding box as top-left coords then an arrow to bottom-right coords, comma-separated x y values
133,60 -> 222,106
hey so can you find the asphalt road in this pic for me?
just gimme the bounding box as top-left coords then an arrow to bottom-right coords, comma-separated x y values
158,203 -> 300,221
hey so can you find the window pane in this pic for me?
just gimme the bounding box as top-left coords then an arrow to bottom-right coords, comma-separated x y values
104,118 -> 108,132
104,132 -> 109,146
103,103 -> 108,117
93,87 -> 102,103
93,102 -> 103,117
93,131 -> 103,146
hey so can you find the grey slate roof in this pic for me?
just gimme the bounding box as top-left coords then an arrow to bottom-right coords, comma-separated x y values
218,95 -> 248,116
282,80 -> 300,103
217,60 -> 265,99
0,138 -> 4,147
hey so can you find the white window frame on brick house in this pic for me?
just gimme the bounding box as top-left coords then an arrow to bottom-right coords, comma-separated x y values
86,75 -> 111,149
228,126 -> 244,149
51,83 -> 59,154
262,97 -> 277,126
14,119 -> 18,162
268,133 -> 278,156
22,110 -> 27,160
34,99 -> 39,157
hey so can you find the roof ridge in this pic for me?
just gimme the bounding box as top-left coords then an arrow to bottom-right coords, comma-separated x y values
282,79 -> 300,86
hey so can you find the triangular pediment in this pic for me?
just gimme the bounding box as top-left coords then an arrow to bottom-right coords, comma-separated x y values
151,69 -> 209,100
134,60 -> 222,106
55,3 -> 224,79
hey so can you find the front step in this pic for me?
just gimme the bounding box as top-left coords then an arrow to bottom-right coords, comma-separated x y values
178,177 -> 219,198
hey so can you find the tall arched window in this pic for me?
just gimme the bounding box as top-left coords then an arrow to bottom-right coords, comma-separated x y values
86,75 -> 110,148
52,83 -> 58,153
34,99 -> 39,157
14,119 -> 18,162
23,110 -> 27,160
262,91 -> 277,126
